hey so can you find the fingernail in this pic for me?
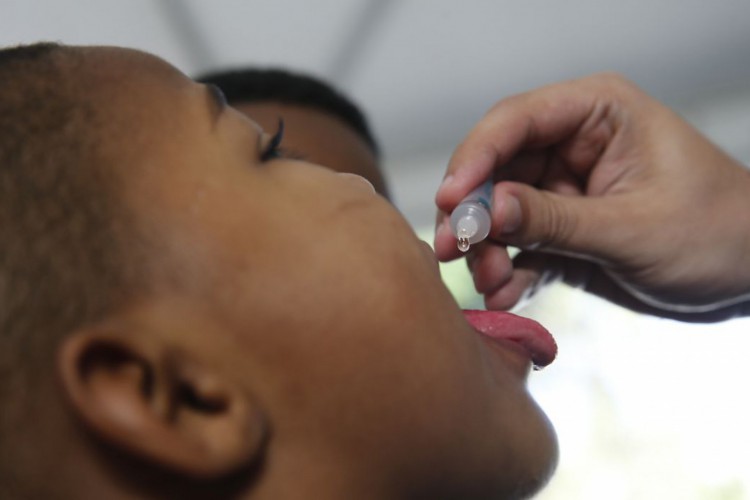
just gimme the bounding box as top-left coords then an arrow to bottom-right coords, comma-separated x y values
500,195 -> 522,234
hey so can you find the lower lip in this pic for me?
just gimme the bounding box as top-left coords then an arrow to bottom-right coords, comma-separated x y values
480,335 -> 538,378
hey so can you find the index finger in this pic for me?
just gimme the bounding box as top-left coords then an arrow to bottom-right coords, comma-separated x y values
435,76 -> 604,211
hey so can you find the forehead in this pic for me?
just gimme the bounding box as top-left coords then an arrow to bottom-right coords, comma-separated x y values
70,46 -> 197,130
79,46 -> 187,85
72,46 -> 212,153
68,47 -> 226,207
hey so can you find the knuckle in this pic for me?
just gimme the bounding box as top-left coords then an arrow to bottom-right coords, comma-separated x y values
590,71 -> 629,88
538,195 -> 577,249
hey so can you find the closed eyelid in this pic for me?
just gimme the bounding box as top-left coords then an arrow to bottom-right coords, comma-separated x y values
260,119 -> 285,162
222,111 -> 264,159
218,110 -> 270,161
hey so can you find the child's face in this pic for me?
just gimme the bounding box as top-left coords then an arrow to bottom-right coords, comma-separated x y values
94,47 -> 556,497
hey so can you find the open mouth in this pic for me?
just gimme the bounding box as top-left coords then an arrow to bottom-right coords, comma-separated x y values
463,309 -> 557,368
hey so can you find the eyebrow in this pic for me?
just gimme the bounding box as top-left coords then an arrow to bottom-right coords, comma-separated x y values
204,83 -> 227,127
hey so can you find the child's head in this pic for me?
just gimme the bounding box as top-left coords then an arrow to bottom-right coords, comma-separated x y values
196,67 -> 389,199
0,43 -> 557,499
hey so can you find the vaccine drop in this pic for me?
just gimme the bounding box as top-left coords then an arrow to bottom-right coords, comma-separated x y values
457,236 -> 470,252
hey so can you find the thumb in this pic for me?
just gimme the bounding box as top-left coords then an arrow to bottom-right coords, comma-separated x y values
494,181 -> 618,260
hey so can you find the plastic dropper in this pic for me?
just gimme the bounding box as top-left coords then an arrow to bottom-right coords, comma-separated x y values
449,179 -> 493,252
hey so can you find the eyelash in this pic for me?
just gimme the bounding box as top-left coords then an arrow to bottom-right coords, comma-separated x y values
261,119 -> 285,162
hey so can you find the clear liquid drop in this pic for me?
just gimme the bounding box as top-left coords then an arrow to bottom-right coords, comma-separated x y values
457,237 -> 470,252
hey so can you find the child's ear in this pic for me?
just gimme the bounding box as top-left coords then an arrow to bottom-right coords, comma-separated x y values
57,324 -> 267,479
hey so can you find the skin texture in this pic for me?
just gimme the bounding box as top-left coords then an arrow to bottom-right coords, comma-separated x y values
435,73 -> 750,319
43,48 -> 557,500
232,101 -> 389,198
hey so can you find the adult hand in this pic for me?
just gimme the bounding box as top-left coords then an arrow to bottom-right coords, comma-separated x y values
434,73 -> 750,318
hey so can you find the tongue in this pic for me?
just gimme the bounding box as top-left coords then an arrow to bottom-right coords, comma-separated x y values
463,309 -> 557,368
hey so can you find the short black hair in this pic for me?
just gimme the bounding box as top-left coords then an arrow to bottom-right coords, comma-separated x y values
195,67 -> 380,158
0,42 -> 152,494
0,41 -> 131,358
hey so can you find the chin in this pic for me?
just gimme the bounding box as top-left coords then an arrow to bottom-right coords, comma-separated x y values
508,412 -> 559,500
476,401 -> 559,500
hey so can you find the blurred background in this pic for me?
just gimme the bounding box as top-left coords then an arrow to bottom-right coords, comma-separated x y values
3,1 -> 749,498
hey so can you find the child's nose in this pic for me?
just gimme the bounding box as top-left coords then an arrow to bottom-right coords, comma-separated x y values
337,173 -> 375,194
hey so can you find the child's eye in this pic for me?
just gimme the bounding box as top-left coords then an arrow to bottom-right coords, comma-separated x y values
260,119 -> 285,162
